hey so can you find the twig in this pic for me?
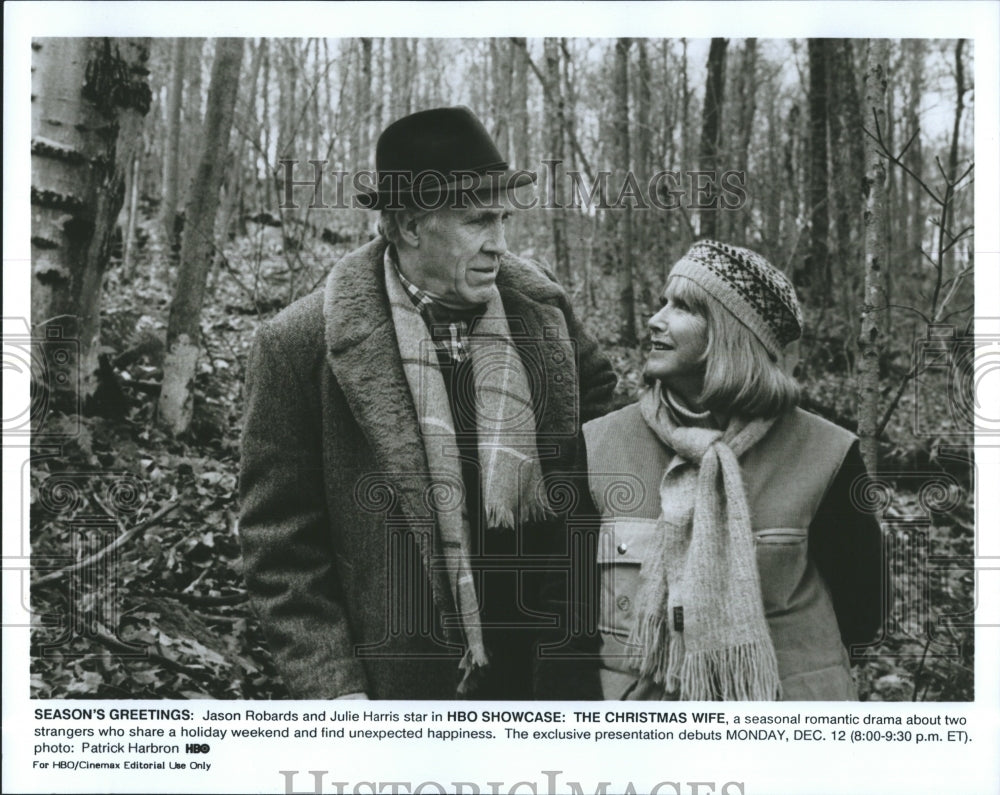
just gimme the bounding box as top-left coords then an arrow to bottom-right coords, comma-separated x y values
34,501 -> 179,587
151,591 -> 249,607
90,622 -> 217,683
911,633 -> 933,702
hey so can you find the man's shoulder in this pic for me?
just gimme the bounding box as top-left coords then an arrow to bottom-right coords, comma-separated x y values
262,238 -> 383,350
263,289 -> 325,350
497,253 -> 566,304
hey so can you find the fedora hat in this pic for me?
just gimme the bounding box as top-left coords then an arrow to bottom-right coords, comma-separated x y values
356,106 -> 536,210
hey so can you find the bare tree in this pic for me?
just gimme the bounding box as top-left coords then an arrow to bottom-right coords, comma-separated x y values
160,38 -> 244,433
614,38 -> 638,346
543,38 -> 571,283
697,38 -> 728,238
160,38 -> 185,253
857,38 -> 889,473
806,38 -> 830,291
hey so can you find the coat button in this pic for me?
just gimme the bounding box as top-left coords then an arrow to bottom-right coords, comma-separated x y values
617,543 -> 628,555
616,595 -> 631,611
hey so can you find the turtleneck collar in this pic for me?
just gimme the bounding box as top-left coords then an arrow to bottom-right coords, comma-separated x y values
661,384 -> 717,429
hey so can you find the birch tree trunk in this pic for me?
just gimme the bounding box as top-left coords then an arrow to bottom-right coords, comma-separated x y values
31,37 -> 151,401
160,38 -> 243,433
857,38 -> 890,473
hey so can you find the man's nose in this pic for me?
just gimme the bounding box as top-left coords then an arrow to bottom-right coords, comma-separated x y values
483,219 -> 507,255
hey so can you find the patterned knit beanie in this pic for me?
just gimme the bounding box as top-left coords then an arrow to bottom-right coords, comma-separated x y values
669,240 -> 803,359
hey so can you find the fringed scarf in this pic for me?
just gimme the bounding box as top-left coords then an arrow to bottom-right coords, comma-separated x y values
627,383 -> 782,700
384,257 -> 551,691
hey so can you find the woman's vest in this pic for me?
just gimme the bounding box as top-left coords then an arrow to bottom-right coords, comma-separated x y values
584,404 -> 857,701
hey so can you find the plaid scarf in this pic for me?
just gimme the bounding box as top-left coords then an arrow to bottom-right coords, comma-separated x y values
628,383 -> 782,700
384,256 -> 551,690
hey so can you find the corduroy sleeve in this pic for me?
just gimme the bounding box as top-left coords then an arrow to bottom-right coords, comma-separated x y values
238,321 -> 369,699
809,441 -> 889,657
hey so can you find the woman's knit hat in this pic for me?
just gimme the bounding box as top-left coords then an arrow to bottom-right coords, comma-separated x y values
669,240 -> 803,359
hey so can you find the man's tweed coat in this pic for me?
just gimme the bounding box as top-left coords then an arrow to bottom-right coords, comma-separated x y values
239,238 -> 616,699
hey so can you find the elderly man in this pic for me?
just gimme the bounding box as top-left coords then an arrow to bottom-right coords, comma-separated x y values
239,107 -> 616,699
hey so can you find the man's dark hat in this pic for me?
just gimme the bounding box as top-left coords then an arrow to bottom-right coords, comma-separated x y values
356,106 -> 536,210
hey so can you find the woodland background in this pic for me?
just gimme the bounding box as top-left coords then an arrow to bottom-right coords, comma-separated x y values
28,37 -> 975,700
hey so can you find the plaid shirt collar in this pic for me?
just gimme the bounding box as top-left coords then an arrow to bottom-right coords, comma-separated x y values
386,245 -> 474,365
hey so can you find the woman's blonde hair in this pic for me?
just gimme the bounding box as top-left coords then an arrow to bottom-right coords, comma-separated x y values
669,275 -> 800,418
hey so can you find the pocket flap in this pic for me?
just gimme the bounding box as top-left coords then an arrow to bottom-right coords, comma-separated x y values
754,527 -> 808,544
597,518 -> 661,564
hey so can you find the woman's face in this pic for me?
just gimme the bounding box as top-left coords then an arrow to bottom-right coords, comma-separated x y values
644,278 -> 709,398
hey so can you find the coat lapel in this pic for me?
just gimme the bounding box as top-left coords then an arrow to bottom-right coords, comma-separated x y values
323,239 -> 452,613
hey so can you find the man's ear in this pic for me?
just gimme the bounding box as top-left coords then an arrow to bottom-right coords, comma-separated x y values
398,212 -> 420,248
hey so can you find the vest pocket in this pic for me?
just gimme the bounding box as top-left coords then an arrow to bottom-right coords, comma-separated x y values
597,519 -> 659,645
754,527 -> 809,613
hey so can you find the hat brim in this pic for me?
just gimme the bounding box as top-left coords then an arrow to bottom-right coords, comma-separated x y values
356,168 -> 537,211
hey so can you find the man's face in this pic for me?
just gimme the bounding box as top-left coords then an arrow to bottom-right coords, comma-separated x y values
410,201 -> 510,308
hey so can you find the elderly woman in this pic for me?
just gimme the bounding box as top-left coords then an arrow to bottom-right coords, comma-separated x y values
585,240 -> 885,701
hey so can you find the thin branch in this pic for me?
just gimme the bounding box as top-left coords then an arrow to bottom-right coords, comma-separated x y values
90,622 -> 218,684
34,501 -> 179,587
885,303 -> 932,325
863,124 -> 945,206
510,37 -> 596,182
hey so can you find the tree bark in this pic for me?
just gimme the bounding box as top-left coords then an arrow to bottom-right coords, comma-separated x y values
31,37 -> 151,401
160,38 -> 185,253
160,38 -> 243,433
182,38 -> 205,189
490,38 -> 514,159
544,38 -> 570,284
635,38 -> 653,292
614,38 -> 638,346
857,38 -> 890,474
122,152 -> 141,279
731,39 -> 757,246
511,37 -> 530,169
806,39 -> 830,292
697,38 -> 728,238
827,39 -> 865,351
904,39 -> 925,274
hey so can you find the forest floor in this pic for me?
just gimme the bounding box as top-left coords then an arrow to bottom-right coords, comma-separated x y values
29,219 -> 975,701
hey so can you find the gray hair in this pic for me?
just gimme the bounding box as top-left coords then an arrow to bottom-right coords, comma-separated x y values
377,208 -> 439,246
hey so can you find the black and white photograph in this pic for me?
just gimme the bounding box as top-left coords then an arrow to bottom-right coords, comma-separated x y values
4,2 -> 999,794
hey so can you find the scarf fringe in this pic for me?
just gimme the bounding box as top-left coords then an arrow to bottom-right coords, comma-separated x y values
678,641 -> 782,701
626,614 -> 671,683
484,486 -> 553,530
456,646 -> 491,697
